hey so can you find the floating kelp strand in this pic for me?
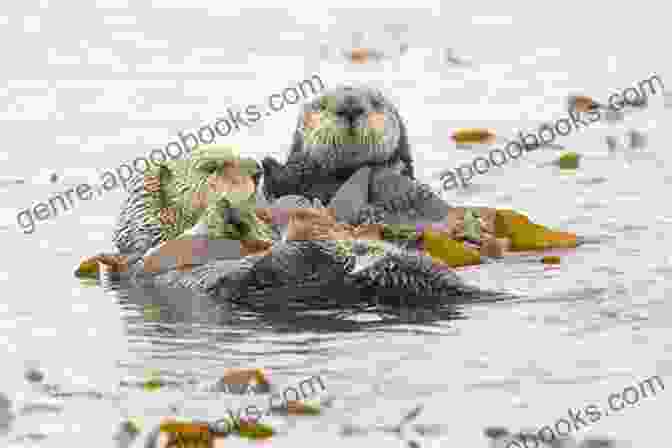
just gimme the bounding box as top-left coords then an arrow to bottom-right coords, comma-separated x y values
237,418 -> 275,439
567,95 -> 606,113
451,128 -> 497,145
553,152 -> 581,170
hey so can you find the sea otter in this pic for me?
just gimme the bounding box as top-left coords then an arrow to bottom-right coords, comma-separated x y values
87,138 -> 496,309
261,85 -> 451,226
77,84 -> 593,309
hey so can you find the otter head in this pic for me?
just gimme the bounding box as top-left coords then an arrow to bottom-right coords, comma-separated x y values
289,85 -> 413,179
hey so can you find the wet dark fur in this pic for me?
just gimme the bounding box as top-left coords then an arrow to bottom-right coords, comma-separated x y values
105,87 -> 501,308
262,85 -> 451,225
262,85 -> 414,206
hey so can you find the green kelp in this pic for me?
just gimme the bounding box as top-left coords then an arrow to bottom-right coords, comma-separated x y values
463,209 -> 481,243
74,258 -> 99,279
494,209 -> 578,251
554,152 -> 581,170
421,230 -> 482,268
237,418 -> 275,439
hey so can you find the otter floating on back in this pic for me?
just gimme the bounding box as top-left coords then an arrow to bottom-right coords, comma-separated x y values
91,85 -> 509,310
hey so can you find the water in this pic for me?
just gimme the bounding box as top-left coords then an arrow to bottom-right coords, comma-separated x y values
1,2 -> 671,447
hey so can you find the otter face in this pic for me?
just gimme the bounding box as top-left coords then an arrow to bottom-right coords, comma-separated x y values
291,85 -> 412,176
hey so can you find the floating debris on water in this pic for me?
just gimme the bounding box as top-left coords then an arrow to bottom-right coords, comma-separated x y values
554,152 -> 581,169
484,426 -> 510,439
339,404 -> 438,445
142,371 -> 167,392
143,378 -> 165,392
25,367 -> 44,383
567,95 -> 605,113
31,169 -> 62,186
122,418 -> 142,435
154,419 -> 214,447
238,417 -> 275,439
451,128 -> 498,145
340,29 -> 409,64
114,418 -> 142,447
345,47 -> 383,64
541,255 -> 561,265
626,129 -> 648,150
74,257 -> 100,279
272,398 -> 323,416
216,368 -> 270,393
342,46 -> 408,64
159,419 -> 211,437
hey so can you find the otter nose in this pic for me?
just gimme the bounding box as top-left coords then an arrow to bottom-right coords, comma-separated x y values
336,96 -> 366,124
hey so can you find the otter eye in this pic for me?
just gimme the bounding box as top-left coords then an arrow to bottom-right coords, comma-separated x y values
318,96 -> 335,112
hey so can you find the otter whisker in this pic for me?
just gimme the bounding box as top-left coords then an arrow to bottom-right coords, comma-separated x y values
363,128 -> 372,144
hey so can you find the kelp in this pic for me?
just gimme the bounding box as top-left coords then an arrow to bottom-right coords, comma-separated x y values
420,230 -> 482,268
541,255 -> 561,264
494,210 -> 578,251
463,209 -> 481,242
158,419 -> 213,445
554,152 -> 581,170
74,258 -> 99,279
451,128 -> 497,145
217,368 -> 270,389
237,419 -> 275,439
286,399 -> 322,416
